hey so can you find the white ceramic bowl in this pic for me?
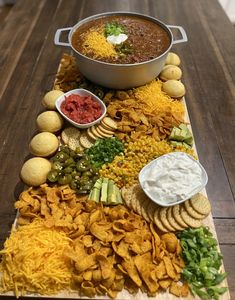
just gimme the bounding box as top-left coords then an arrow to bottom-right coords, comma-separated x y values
139,152 -> 208,207
55,88 -> 107,129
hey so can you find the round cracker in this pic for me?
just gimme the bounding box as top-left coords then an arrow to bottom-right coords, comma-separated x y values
159,207 -> 175,232
100,121 -> 114,131
172,205 -> 188,228
153,208 -> 168,233
79,133 -> 94,149
98,124 -> 115,135
189,193 -> 211,215
68,137 -> 82,151
132,184 -> 146,213
181,206 -> 202,228
184,200 -> 206,219
141,198 -> 151,223
121,187 -> 131,208
136,197 -> 145,216
91,126 -> 103,138
101,117 -> 117,129
61,127 -> 80,144
147,201 -> 157,222
123,185 -> 137,212
167,207 -> 185,231
96,126 -> 113,138
87,127 -> 97,141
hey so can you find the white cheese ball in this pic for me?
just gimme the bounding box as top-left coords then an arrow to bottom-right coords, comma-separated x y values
165,52 -> 181,66
29,132 -> 59,157
36,111 -> 64,133
20,157 -> 51,186
42,90 -> 64,110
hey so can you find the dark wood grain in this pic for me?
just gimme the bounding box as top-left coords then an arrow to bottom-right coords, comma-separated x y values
0,0 -> 234,298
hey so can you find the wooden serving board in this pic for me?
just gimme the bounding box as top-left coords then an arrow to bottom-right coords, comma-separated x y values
0,72 -> 230,300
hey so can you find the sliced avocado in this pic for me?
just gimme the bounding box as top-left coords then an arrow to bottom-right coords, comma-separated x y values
88,187 -> 100,202
107,180 -> 115,204
94,178 -> 103,189
170,141 -> 182,147
183,142 -> 191,149
101,178 -> 109,203
169,127 -> 177,140
179,123 -> 188,131
184,136 -> 193,146
174,128 -> 185,141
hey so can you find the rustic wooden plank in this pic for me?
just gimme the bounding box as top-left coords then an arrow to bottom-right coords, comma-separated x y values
214,218 -> 235,244
220,245 -> 235,299
0,4 -> 12,24
0,0 -> 47,100
0,0 -> 86,249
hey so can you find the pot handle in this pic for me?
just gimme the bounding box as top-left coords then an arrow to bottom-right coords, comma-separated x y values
54,27 -> 72,46
167,25 -> 188,45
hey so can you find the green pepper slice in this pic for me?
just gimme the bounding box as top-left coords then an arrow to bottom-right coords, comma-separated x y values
58,174 -> 72,185
47,170 -> 59,183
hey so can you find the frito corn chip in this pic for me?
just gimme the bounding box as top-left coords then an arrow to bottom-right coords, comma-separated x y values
122,259 -> 142,287
163,256 -> 177,279
81,281 -> 96,297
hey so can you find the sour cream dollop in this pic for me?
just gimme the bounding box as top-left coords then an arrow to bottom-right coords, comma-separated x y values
107,33 -> 128,45
139,152 -> 207,205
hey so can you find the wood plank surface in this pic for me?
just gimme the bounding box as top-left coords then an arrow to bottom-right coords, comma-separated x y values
0,0 -> 234,298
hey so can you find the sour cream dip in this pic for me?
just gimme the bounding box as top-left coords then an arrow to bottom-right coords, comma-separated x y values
107,33 -> 128,45
139,152 -> 208,207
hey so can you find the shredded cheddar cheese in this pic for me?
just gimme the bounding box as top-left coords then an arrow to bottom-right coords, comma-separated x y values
83,31 -> 117,58
134,79 -> 185,116
0,219 -> 72,298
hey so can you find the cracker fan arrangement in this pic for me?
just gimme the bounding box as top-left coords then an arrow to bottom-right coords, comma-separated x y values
0,51 -> 229,300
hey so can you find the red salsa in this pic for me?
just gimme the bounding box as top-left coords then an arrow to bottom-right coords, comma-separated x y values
61,94 -> 102,124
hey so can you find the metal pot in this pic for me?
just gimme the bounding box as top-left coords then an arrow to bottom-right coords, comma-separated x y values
54,12 -> 187,89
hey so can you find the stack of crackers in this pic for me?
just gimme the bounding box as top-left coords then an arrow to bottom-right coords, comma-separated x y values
122,184 -> 211,233
61,117 -> 117,150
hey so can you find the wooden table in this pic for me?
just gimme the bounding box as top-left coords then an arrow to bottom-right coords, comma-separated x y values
0,0 -> 234,298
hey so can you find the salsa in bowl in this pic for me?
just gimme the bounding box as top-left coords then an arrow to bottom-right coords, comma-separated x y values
55,89 -> 106,129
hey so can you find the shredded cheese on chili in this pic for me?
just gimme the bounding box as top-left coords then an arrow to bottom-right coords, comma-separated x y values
0,219 -> 72,298
83,31 -> 117,58
134,79 -> 185,116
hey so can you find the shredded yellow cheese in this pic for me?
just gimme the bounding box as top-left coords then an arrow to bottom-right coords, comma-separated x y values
83,31 -> 117,58
134,79 -> 185,116
0,219 -> 72,298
